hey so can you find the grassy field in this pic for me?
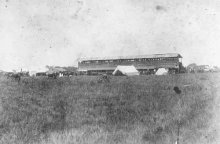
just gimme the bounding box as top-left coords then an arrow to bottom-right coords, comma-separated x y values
0,73 -> 219,144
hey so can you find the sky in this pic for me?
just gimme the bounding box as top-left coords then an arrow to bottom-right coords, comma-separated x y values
0,0 -> 220,71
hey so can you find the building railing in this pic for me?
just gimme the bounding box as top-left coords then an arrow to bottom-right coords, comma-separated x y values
78,60 -> 180,71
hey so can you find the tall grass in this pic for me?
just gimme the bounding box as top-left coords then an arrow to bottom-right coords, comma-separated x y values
0,73 -> 219,144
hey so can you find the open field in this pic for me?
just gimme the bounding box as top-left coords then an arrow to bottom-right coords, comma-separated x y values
0,73 -> 219,144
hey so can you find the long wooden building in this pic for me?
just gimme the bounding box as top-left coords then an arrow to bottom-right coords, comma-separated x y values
78,53 -> 183,75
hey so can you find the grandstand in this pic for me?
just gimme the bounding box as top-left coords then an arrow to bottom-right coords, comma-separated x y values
78,53 -> 183,75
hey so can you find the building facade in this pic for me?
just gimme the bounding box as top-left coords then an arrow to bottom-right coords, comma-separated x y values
78,53 -> 183,75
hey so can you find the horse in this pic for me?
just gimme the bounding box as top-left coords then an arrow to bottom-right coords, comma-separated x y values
47,73 -> 59,79
97,74 -> 111,83
6,73 -> 21,82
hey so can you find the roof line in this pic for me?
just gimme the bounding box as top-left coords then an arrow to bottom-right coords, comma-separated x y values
78,53 -> 182,61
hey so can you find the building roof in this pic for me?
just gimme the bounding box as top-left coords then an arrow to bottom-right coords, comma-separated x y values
78,67 -> 115,71
78,53 -> 182,62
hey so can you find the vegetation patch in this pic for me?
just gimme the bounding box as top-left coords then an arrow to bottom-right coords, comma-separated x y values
0,73 -> 219,144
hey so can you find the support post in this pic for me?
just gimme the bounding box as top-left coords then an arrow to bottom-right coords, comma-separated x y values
177,121 -> 180,144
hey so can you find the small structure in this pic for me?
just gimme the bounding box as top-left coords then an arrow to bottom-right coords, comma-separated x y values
36,72 -> 47,76
196,65 -> 211,72
155,68 -> 168,75
187,64 -> 216,73
112,65 -> 139,76
46,67 -> 66,77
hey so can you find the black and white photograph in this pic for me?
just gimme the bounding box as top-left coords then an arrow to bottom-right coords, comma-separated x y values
0,0 -> 220,143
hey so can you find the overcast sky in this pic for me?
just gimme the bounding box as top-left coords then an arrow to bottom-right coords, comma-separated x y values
0,0 -> 220,71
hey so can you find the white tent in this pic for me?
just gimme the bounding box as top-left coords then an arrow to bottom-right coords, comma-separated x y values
113,65 -> 139,76
155,68 -> 168,75
29,71 -> 37,76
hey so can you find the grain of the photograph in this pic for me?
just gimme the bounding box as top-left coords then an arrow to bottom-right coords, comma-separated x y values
0,0 -> 220,144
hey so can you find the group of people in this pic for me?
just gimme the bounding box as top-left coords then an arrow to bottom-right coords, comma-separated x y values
5,71 -> 77,82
